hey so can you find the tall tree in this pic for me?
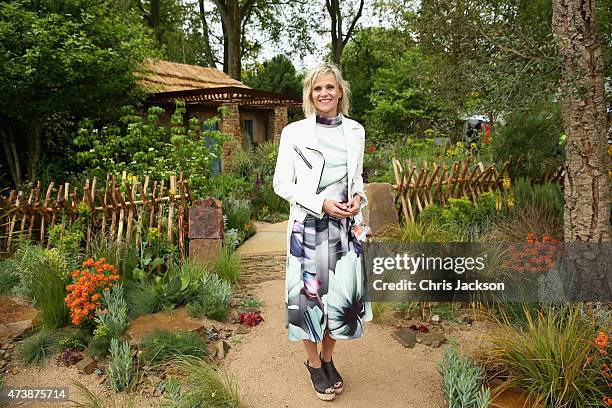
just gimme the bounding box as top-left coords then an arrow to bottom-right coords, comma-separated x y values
243,55 -> 302,96
552,0 -> 610,243
326,0 -> 365,65
0,0 -> 153,186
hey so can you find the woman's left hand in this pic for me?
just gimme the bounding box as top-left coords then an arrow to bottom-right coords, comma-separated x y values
347,194 -> 362,215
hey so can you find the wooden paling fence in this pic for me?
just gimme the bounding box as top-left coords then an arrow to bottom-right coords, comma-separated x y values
392,158 -> 565,222
0,172 -> 193,257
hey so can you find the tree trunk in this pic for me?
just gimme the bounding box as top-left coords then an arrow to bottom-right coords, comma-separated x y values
0,119 -> 22,187
552,0 -> 610,242
552,0 -> 611,302
198,0 -> 218,67
215,0 -> 242,79
326,0 -> 364,66
26,120 -> 42,182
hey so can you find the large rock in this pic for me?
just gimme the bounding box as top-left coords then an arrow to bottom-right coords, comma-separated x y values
0,296 -> 40,340
362,183 -> 399,235
126,307 -> 231,345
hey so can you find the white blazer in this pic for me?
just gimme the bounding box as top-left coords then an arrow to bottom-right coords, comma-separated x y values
273,114 -> 368,246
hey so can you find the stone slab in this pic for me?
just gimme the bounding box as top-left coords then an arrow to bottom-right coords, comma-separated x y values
188,198 -> 223,239
362,183 -> 399,235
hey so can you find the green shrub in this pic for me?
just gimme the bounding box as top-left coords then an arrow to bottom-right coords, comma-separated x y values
206,174 -> 252,201
139,329 -> 206,364
438,345 -> 490,408
19,330 -> 58,366
33,248 -> 70,329
167,355 -> 245,408
125,281 -> 164,318
223,195 -> 252,231
108,339 -> 133,392
510,179 -> 564,220
487,305 -> 603,406
187,273 -> 233,322
0,261 -> 19,295
378,218 -> 462,243
215,246 -> 242,284
7,238 -> 47,299
491,105 -> 564,179
94,283 -> 128,338
253,183 -> 289,219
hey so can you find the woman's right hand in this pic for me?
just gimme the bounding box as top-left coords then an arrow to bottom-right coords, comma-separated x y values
322,199 -> 352,219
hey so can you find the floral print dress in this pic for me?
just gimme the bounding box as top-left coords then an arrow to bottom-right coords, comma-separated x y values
285,121 -> 372,342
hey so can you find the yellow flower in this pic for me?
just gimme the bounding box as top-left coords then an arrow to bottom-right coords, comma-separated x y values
470,142 -> 477,150
507,196 -> 515,209
495,197 -> 502,211
502,174 -> 511,190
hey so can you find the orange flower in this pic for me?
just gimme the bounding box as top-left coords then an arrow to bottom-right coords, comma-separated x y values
596,331 -> 610,349
604,396 -> 612,406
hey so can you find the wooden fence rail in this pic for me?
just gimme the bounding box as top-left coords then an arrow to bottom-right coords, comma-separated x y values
392,158 -> 565,222
0,172 -> 193,257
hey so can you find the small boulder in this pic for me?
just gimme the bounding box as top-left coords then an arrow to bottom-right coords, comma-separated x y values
393,328 -> 417,348
417,332 -> 446,348
76,356 -> 97,374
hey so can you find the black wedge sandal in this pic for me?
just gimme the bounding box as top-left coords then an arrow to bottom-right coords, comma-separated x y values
304,360 -> 336,401
320,352 -> 344,395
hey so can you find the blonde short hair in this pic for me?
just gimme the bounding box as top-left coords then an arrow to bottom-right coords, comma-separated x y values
302,63 -> 351,117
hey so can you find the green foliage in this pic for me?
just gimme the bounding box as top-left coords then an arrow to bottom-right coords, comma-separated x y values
377,218 -> 462,243
237,297 -> 263,309
206,174 -> 252,201
486,180 -> 563,242
438,345 -> 490,408
488,305 -> 604,406
252,184 -> 289,220
215,246 -> 242,285
367,49 -> 438,141
491,106 -> 564,179
341,27 -> 416,124
32,249 -> 70,329
125,281 -> 164,319
108,338 -> 133,392
223,196 -> 253,232
71,381 -> 136,408
19,330 -> 58,366
94,283 -> 128,339
74,103 -> 227,199
7,238 -> 48,299
0,0 -> 154,184
139,330 -> 206,364
165,355 -> 245,408
243,55 -> 302,97
0,261 -> 19,295
130,226 -> 178,282
187,273 -> 233,322
6,239 -> 70,327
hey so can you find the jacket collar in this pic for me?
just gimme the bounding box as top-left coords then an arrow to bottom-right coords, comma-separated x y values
303,114 -> 360,187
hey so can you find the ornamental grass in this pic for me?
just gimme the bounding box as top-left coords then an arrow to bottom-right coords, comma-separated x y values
486,305 -> 604,407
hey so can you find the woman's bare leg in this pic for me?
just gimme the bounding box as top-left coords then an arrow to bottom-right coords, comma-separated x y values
321,330 -> 336,362
303,339 -> 320,367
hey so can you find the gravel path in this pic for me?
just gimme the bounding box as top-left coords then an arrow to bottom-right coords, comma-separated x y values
224,279 -> 447,408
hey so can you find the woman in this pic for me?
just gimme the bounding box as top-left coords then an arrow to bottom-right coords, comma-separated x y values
273,62 -> 372,401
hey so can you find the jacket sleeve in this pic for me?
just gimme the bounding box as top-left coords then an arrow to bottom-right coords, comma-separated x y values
273,128 -> 326,219
352,128 -> 368,210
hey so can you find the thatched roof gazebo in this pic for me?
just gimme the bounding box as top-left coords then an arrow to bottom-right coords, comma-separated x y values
142,59 -> 302,171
